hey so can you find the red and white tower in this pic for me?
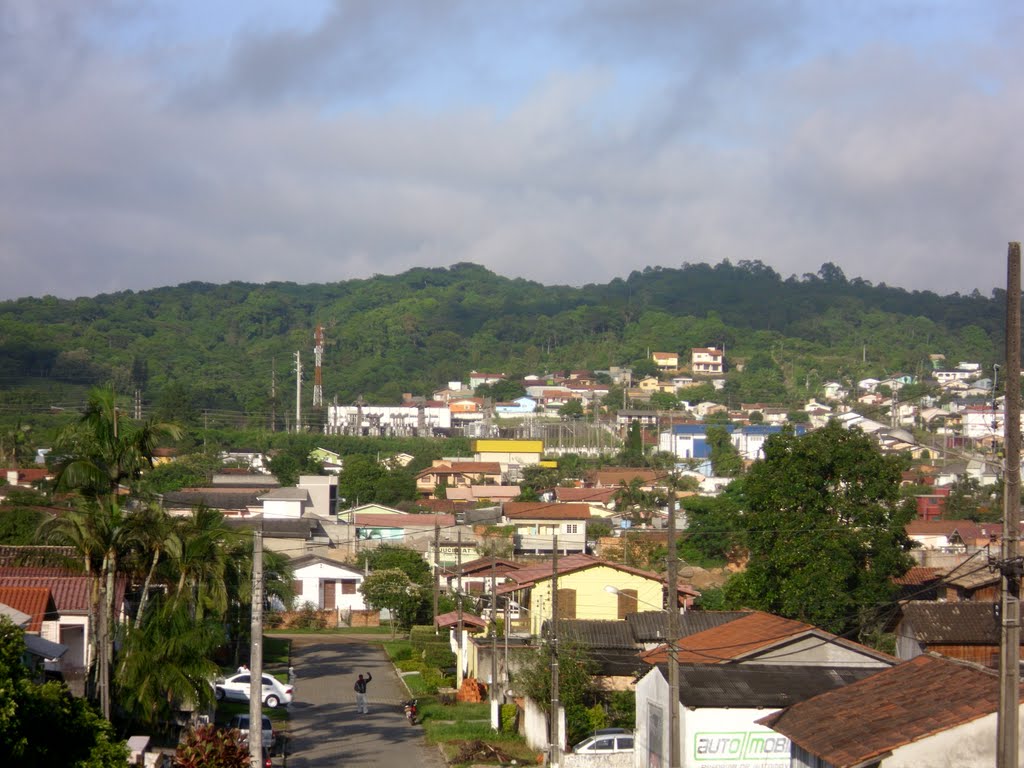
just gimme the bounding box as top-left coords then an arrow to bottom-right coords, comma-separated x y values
313,324 -> 324,407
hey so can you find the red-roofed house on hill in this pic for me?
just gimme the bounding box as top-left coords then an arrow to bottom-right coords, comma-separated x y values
501,501 -> 591,555
415,461 -> 503,497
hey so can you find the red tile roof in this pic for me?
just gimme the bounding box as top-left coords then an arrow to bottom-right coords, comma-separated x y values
892,566 -> 941,586
758,655 -> 1008,767
435,610 -> 487,629
588,469 -> 663,488
0,574 -> 125,614
640,611 -> 813,664
554,487 -> 616,504
502,502 -> 591,520
0,586 -> 54,632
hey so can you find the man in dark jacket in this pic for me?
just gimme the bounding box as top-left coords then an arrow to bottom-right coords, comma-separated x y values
354,672 -> 372,714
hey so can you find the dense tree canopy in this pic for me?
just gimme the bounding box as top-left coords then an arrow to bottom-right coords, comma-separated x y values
723,422 -> 915,637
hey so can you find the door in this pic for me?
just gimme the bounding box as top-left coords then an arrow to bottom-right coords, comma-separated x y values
323,580 -> 336,610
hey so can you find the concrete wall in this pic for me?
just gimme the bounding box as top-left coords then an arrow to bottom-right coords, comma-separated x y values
523,695 -> 566,752
562,752 -> 633,768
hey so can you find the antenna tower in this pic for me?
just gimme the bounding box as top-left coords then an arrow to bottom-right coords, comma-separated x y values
313,324 -> 324,407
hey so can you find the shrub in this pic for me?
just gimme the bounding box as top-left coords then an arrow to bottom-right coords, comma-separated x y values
291,602 -> 328,630
264,611 -> 285,629
421,643 -> 456,669
500,703 -> 518,734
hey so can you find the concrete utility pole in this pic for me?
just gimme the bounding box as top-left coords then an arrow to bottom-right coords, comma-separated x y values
998,242 -> 1021,768
433,520 -> 440,634
313,324 -> 324,408
490,555 -> 499,731
549,536 -> 561,768
249,527 -> 264,764
456,530 -> 464,689
666,487 -> 681,768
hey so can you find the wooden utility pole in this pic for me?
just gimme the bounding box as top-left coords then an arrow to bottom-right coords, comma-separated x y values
998,241 -> 1021,768
249,527 -> 264,764
550,536 -> 561,768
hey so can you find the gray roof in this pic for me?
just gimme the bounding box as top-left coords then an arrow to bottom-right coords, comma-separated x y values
226,517 -> 326,540
163,488 -> 264,510
657,663 -> 880,708
900,600 -> 1004,645
625,610 -> 748,642
553,620 -> 638,649
257,487 -> 309,502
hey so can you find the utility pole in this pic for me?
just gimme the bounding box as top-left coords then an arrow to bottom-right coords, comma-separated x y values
433,519 -> 441,634
270,357 -> 277,432
666,485 -> 681,768
294,351 -> 302,433
490,554 -> 499,731
249,527 -> 264,764
456,529 -> 464,689
550,535 -> 561,768
998,241 -> 1021,768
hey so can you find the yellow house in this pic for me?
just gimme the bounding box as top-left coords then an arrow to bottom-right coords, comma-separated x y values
496,554 -> 699,636
473,439 -> 544,466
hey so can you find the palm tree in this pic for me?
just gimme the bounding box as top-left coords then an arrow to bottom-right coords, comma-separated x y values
54,386 -> 182,499
171,505 -> 238,621
122,501 -> 181,630
116,596 -> 222,733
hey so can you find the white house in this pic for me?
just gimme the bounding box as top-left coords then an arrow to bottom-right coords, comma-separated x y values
289,554 -> 366,613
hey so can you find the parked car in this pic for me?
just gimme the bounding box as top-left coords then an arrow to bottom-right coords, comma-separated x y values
572,729 -> 635,754
227,714 -> 275,749
215,672 -> 293,708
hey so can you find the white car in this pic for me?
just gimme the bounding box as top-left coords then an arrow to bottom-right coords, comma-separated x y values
215,672 -> 293,708
573,729 -> 635,754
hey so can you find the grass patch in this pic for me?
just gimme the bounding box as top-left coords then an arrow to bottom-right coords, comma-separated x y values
383,640 -> 414,661
403,672 -> 431,695
425,720 -> 511,743
439,739 -> 539,767
263,636 -> 291,665
419,699 -> 490,723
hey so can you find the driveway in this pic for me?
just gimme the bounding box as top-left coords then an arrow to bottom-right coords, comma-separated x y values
275,634 -> 447,768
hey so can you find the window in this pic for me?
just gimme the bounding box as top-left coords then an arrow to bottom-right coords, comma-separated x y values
340,579 -> 357,595
565,524 -> 578,534
594,739 -> 615,751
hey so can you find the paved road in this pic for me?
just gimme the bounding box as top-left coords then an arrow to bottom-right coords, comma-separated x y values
275,634 -> 447,768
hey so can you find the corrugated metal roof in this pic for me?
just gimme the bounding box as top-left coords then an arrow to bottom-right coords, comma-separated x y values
900,600 -> 1004,645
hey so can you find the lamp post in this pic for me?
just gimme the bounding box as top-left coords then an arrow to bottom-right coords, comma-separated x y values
605,582 -> 681,768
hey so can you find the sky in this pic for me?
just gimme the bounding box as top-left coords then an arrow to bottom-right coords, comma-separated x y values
1,0 -> 1022,301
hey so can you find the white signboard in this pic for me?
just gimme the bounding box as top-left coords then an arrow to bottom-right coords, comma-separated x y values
685,708 -> 789,768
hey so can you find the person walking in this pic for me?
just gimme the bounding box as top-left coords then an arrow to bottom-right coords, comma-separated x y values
354,672 -> 372,714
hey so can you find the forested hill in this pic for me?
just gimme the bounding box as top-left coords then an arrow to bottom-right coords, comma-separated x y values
0,260 -> 1006,417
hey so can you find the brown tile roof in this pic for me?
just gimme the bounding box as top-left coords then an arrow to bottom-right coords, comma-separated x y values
0,546 -> 81,572
435,610 -> 487,629
640,611 -> 813,664
758,655 -> 1007,767
353,513 -> 455,528
0,586 -> 55,632
0,574 -> 115,614
588,469 -> 662,488
502,502 -> 591,520
454,557 -> 522,576
899,600 -> 1011,645
892,566 -> 941,586
554,487 -> 616,504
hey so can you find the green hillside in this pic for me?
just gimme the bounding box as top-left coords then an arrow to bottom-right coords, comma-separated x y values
0,260 -> 1005,433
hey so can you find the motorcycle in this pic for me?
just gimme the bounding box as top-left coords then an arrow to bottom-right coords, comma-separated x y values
403,698 -> 418,725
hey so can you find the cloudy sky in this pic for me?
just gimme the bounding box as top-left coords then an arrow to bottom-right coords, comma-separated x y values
1,0 -> 1021,301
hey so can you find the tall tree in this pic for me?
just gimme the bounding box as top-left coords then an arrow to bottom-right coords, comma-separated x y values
705,425 -> 742,477
724,422 -> 915,637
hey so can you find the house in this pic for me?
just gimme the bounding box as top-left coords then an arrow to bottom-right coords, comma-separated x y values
821,381 -> 848,401
758,654 -> 1023,768
587,468 -> 661,490
857,377 -> 881,392
468,371 -> 507,389
415,461 -> 503,497
424,536 -> 480,570
288,554 -> 367,616
635,663 -> 880,768
895,601 -> 1017,667
443,485 -> 521,504
553,487 -> 617,517
658,423 -> 800,463
501,502 -> 591,555
652,352 -> 679,370
639,610 -> 896,669
494,554 -> 699,637
0,585 -> 68,680
472,439 -> 544,474
691,347 -> 724,375
494,397 -> 538,416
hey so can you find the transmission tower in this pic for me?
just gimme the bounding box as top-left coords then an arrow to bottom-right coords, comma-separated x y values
313,324 -> 324,408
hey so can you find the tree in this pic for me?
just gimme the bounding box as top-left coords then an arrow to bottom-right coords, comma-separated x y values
513,640 -> 597,744
612,478 -> 657,526
337,454 -> 416,506
559,399 -> 584,420
943,474 -> 999,521
706,426 -> 742,477
0,616 -> 129,767
724,422 -> 915,637
648,391 -> 680,411
355,545 -> 431,586
359,568 -> 424,638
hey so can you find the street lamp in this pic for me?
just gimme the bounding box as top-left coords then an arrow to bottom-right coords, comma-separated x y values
604,584 -> 681,768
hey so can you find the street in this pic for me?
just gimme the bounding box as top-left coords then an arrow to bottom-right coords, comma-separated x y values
275,634 -> 447,768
